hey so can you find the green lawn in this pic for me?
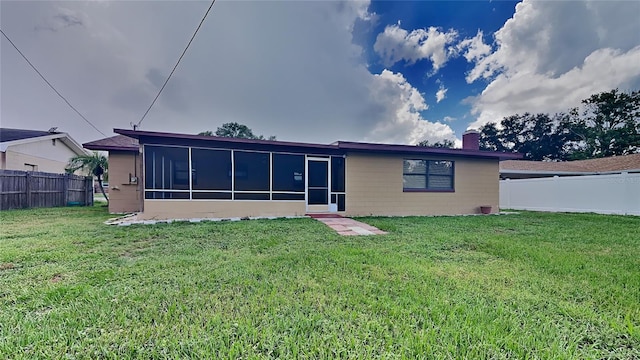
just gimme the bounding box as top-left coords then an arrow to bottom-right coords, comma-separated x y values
0,206 -> 638,359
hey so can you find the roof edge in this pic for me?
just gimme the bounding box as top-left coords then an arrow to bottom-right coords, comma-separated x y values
114,128 -> 522,160
1,132 -> 88,155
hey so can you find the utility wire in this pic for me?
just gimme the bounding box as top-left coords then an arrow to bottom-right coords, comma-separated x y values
136,0 -> 216,129
0,28 -> 108,137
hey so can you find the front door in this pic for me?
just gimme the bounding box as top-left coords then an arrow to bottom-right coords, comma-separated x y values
306,158 -> 330,212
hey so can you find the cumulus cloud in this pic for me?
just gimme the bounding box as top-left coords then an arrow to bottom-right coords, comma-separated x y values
435,85 -> 447,103
465,0 -> 640,129
373,23 -> 458,72
457,30 -> 491,63
1,0 -> 456,146
365,70 -> 456,145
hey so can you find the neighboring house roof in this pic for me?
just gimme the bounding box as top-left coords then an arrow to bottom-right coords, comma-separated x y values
83,135 -> 139,152
109,128 -> 521,160
0,127 -> 88,155
501,153 -> 640,176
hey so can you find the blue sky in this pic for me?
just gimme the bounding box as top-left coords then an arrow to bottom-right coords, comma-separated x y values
359,1 -> 522,137
2,1 -> 639,146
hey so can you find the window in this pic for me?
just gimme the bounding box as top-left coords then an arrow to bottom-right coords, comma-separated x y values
403,160 -> 454,191
234,151 -> 270,191
191,148 -> 231,190
331,156 -> 345,192
233,151 -> 270,200
272,154 -> 304,192
144,146 -> 189,190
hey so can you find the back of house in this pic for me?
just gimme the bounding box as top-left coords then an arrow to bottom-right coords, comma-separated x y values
84,129 -> 520,219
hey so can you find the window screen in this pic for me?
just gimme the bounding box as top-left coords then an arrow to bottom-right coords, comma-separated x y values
272,154 -> 304,192
191,148 -> 232,190
144,145 -> 190,190
234,151 -> 270,191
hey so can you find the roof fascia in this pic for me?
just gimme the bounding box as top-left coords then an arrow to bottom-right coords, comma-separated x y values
0,133 -> 76,152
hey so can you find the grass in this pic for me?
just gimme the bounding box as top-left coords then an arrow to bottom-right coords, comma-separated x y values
0,206 -> 638,359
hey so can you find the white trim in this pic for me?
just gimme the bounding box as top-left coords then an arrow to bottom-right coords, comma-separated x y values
230,149 -> 235,200
144,142 -> 331,157
306,156 -> 331,212
188,147 -> 193,200
142,144 -> 343,208
145,198 -> 303,203
269,152 -> 273,197
1,132 -> 88,155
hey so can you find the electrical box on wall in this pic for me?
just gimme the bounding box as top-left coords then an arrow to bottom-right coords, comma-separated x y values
129,175 -> 138,184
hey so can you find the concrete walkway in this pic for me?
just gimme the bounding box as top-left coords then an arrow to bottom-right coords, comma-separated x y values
308,214 -> 387,236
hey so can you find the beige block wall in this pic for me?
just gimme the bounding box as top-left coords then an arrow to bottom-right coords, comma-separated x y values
140,200 -> 306,220
134,151 -> 499,220
108,151 -> 143,213
4,139 -> 81,174
4,150 -> 72,174
344,153 -> 499,216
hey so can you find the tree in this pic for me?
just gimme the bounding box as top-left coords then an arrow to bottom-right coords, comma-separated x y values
199,122 -> 276,140
570,89 -> 640,159
66,152 -> 109,205
478,89 -> 639,161
416,139 -> 455,148
479,113 -> 579,160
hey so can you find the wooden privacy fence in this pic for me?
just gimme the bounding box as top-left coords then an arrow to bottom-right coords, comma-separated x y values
0,170 -> 94,210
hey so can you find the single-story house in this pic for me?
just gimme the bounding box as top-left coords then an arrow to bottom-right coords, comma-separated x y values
83,134 -> 140,213
83,129 -> 521,219
500,153 -> 640,179
0,128 -> 89,174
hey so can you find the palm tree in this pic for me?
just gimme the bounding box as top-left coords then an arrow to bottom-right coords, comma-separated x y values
67,152 -> 109,205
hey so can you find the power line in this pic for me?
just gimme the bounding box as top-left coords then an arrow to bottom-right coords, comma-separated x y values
0,28 -> 107,137
136,0 -> 216,129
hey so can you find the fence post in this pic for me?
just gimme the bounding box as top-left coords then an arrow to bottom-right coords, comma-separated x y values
63,173 -> 69,206
25,172 -> 31,208
87,177 -> 93,206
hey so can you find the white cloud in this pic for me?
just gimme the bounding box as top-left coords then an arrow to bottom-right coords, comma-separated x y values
373,24 -> 458,72
0,1 -> 456,146
366,70 -> 456,145
457,30 -> 491,63
435,85 -> 447,103
469,46 -> 640,129
465,0 -> 640,129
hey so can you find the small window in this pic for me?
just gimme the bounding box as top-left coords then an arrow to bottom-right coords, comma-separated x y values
24,163 -> 38,172
403,160 -> 454,191
331,156 -> 345,192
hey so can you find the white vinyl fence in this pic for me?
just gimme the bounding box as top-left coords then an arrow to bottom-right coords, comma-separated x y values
500,172 -> 640,215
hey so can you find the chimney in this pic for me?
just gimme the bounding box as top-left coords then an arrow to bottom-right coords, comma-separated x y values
462,129 -> 480,150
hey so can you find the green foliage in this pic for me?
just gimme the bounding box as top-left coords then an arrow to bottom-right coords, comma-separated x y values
1,207 -> 638,358
416,139 -> 455,148
570,89 -> 640,159
200,122 -> 276,140
66,152 -> 109,203
480,89 -> 639,160
479,112 -> 579,160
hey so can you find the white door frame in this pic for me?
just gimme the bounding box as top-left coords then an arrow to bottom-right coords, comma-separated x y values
306,156 -> 331,213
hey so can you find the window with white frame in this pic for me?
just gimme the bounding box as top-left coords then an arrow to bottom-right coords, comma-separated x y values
144,145 -> 317,201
